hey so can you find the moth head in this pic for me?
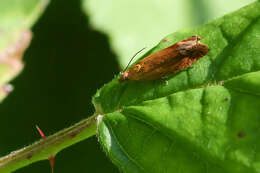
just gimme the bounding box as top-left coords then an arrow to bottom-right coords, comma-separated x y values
119,71 -> 129,82
190,42 -> 209,58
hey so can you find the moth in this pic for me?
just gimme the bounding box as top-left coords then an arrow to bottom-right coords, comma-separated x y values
119,35 -> 209,82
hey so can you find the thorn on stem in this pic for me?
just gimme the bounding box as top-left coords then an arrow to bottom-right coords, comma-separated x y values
49,155 -> 55,173
35,125 -> 55,172
36,125 -> 46,140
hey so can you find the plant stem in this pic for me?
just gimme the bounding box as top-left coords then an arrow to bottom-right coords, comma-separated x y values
0,113 -> 98,173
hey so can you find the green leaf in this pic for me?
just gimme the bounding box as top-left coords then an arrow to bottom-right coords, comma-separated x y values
95,1 -> 260,172
0,0 -> 49,103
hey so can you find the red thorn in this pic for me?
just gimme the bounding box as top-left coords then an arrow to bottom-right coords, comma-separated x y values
49,155 -> 55,173
36,125 -> 46,140
36,125 -> 55,172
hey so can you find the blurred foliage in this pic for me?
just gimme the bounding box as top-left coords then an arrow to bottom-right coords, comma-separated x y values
0,0 -> 45,52
0,0 -> 257,172
0,0 -> 47,103
83,0 -> 255,67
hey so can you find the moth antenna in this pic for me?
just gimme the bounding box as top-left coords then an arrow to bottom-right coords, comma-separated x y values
122,47 -> 146,72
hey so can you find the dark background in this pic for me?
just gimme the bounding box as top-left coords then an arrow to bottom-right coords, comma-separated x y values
0,0 -> 120,172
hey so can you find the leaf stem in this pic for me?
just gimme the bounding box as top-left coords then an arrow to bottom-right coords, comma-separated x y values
0,113 -> 98,173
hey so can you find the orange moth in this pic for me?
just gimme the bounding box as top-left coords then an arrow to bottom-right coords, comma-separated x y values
119,35 -> 209,82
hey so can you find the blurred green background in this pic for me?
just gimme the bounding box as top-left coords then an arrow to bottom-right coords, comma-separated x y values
0,0 -> 255,172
